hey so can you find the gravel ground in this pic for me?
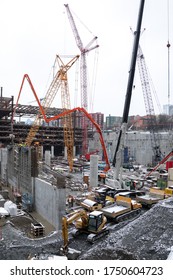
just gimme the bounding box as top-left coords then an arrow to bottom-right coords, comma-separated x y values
1,197 -> 173,260
79,197 -> 173,260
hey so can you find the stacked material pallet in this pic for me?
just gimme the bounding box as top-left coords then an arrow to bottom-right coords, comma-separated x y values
31,222 -> 45,237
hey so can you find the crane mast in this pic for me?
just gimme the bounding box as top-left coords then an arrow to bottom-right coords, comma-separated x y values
17,55 -> 79,171
137,45 -> 162,164
64,4 -> 99,155
112,0 -> 145,186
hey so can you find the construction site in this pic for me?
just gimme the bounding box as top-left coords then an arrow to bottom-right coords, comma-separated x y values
1,0 -> 173,261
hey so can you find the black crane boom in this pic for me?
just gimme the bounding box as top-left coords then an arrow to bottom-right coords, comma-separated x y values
112,0 -> 145,182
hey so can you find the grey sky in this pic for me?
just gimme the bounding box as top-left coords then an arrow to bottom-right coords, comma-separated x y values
0,0 -> 172,118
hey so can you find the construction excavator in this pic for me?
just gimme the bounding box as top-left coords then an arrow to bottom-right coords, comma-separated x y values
61,209 -> 109,255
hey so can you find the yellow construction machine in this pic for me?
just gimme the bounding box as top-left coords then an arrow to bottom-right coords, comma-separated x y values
80,198 -> 102,211
61,209 -> 109,255
164,186 -> 173,197
101,195 -> 142,222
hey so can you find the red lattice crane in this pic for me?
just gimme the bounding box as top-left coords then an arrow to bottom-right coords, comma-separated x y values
64,3 -> 99,155
137,44 -> 162,164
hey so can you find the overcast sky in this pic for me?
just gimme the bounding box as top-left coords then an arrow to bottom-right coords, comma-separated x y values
0,0 -> 172,118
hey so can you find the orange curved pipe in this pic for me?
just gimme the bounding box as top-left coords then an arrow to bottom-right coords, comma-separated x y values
46,107 -> 110,172
14,74 -> 110,172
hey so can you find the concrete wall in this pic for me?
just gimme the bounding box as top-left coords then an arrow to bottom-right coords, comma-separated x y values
0,147 -> 66,231
34,178 -> 66,231
89,130 -> 173,166
6,146 -> 32,192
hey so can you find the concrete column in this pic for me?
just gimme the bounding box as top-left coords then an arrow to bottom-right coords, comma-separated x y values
31,177 -> 35,207
40,146 -> 44,160
45,150 -> 51,167
51,146 -> 54,158
0,148 -> 7,180
64,146 -> 67,160
73,146 -> 76,158
90,155 -> 99,189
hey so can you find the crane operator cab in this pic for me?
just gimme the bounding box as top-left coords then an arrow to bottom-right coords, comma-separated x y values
61,209 -> 109,257
71,210 -> 109,243
88,211 -> 106,232
86,211 -> 109,243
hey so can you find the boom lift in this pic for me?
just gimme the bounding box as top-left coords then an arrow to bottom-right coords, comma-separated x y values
112,0 -> 145,187
61,209 -> 109,255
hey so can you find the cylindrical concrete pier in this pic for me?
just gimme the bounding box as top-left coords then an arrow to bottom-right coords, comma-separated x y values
90,155 -> 99,189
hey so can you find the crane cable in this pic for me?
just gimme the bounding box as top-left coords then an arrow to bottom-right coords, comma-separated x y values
66,6 -> 99,112
69,7 -> 95,37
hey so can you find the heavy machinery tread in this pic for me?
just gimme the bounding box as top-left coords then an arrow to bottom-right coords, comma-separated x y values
87,229 -> 109,243
115,208 -> 141,223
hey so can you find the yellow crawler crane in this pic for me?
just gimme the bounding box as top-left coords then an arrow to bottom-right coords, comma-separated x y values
17,55 -> 79,171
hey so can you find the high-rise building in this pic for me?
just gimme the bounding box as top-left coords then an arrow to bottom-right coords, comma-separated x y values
89,112 -> 104,129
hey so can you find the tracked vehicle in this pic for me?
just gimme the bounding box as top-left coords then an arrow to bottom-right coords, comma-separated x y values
100,195 -> 142,223
61,209 -> 109,255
